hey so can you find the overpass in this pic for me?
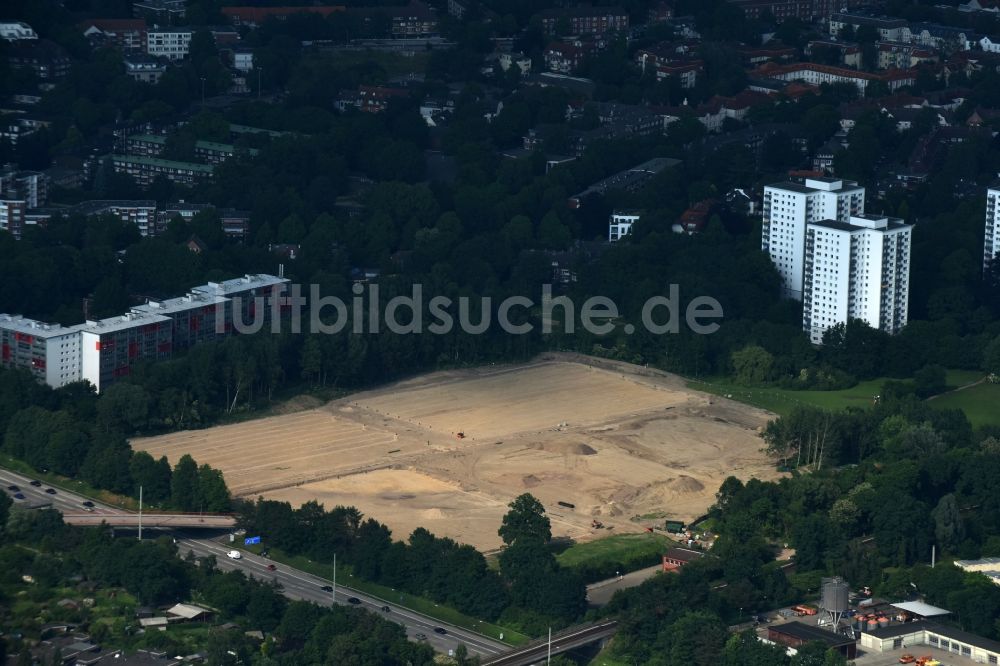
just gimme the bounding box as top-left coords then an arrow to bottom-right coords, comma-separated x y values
482,620 -> 619,666
62,513 -> 236,529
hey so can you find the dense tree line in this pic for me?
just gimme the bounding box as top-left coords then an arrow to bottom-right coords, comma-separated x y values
0,368 -> 229,511
237,493 -> 587,634
0,506 -> 434,665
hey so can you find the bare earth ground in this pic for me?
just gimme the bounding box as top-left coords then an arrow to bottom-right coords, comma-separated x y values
133,353 -> 780,551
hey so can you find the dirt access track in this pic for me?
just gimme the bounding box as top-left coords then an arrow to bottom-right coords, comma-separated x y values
133,353 -> 780,551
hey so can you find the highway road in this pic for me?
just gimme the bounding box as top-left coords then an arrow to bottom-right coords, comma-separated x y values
0,467 -> 508,659
481,620 -> 619,666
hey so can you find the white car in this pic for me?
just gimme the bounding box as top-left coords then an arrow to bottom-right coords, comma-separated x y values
227,550 -> 242,560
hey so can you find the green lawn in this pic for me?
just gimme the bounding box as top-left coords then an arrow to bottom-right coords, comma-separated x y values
688,369 -> 987,418
242,545 -> 530,645
556,532 -> 674,571
930,380 -> 1000,428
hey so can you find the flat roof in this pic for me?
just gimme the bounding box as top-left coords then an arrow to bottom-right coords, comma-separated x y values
891,601 -> 950,617
81,312 -> 171,334
194,273 -> 289,296
0,314 -> 83,338
767,181 -> 814,193
954,557 -> 1000,567
129,133 -> 167,144
770,621 -> 856,646
132,291 -> 229,317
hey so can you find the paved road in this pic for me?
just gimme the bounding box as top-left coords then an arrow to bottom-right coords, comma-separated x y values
586,564 -> 664,607
63,513 -> 235,529
0,467 -> 508,659
482,621 -> 619,666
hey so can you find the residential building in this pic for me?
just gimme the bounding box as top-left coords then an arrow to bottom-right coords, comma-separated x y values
905,23 -> 978,51
0,315 -> 83,388
608,210 -> 639,241
74,200 -> 158,236
0,200 -> 27,239
125,133 -> 167,156
498,52 -> 532,75
7,39 -> 72,79
146,27 -> 192,60
80,18 -> 147,51
221,5 -> 344,27
194,140 -> 258,164
985,187 -> 1000,270
354,85 -> 409,113
982,35 -> 1000,52
761,177 -> 865,301
80,312 -> 173,392
111,155 -> 214,188
829,13 -> 907,41
674,199 -> 715,234
232,48 -> 253,72
158,202 -> 250,239
0,22 -> 38,41
346,1 -> 439,38
802,214 -> 911,344
877,41 -> 937,69
648,2 -> 674,23
806,39 -> 861,68
754,61 -> 916,94
131,290 -> 229,350
727,0 -> 831,22
124,54 -> 167,83
538,7 -> 629,36
544,41 -> 594,74
1,167 -> 48,207
133,0 -> 186,23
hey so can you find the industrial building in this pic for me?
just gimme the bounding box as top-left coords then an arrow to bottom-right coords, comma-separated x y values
767,622 -> 858,659
860,620 -> 1000,663
802,214 -> 911,344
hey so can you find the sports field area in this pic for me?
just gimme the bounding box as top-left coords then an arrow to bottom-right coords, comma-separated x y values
133,353 -> 779,551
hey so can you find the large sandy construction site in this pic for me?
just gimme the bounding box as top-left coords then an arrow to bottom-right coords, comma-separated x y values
133,354 -> 780,551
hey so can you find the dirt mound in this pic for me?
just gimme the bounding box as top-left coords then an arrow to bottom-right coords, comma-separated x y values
522,474 -> 541,488
273,394 -> 324,414
573,443 -> 598,455
669,475 -> 705,493
421,508 -> 446,520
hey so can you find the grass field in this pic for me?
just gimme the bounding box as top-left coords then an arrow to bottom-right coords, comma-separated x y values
930,380 -> 1000,428
242,544 -> 530,646
688,369 -> 986,418
556,532 -> 674,571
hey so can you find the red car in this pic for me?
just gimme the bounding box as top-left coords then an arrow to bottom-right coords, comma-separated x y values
266,564 -> 277,571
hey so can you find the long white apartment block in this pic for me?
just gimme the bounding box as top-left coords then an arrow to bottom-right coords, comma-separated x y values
986,187 -> 1000,271
0,274 -> 289,392
762,177 -> 865,301
802,214 -> 911,345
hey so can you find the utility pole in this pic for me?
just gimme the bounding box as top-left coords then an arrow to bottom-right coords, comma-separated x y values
200,77 -> 206,105
332,552 -> 337,604
257,68 -> 262,99
138,485 -> 143,541
547,627 -> 551,664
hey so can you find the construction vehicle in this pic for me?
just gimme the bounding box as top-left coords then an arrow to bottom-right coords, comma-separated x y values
455,432 -> 465,439
591,519 -> 604,529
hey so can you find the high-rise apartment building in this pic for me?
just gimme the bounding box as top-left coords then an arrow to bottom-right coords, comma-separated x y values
762,177 -> 865,300
802,214 -> 911,344
985,187 -> 1000,271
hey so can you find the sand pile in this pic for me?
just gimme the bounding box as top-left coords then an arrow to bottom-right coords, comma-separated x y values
669,475 -> 705,493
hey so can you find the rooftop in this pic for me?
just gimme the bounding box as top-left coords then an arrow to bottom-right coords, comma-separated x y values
890,601 -> 951,617
194,273 -> 289,297
0,314 -> 83,338
770,621 -> 856,646
132,291 -> 229,317
81,312 -> 171,334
